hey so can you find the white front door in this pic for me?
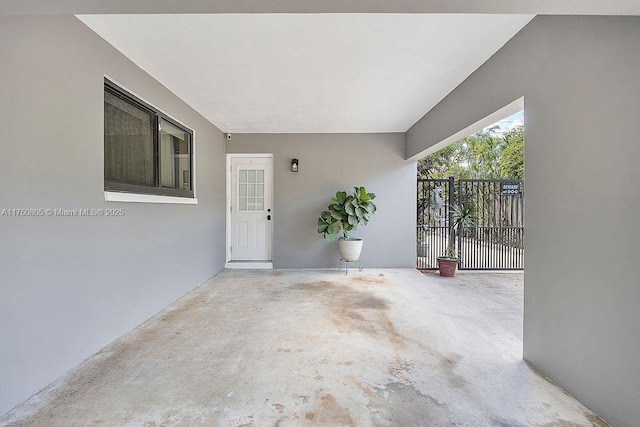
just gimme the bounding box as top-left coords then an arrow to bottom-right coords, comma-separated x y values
230,157 -> 273,261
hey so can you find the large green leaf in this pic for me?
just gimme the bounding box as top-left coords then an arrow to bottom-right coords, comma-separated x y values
330,208 -> 342,220
345,203 -> 355,215
355,206 -> 364,218
348,215 -> 358,226
319,210 -> 331,222
335,191 -> 347,204
358,187 -> 370,201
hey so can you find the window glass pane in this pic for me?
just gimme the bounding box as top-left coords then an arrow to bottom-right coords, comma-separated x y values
239,184 -> 247,197
239,197 -> 247,211
257,185 -> 264,197
160,118 -> 191,190
255,197 -> 264,210
239,170 -> 247,184
257,170 -> 264,183
248,184 -> 255,197
104,90 -> 154,186
248,170 -> 256,183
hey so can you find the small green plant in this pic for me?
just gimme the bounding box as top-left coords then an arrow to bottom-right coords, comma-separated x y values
441,202 -> 477,259
317,187 -> 377,241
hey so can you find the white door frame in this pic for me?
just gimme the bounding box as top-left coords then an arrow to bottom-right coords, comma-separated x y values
225,153 -> 274,268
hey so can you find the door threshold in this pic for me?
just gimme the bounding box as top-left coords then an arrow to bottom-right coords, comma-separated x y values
225,261 -> 274,269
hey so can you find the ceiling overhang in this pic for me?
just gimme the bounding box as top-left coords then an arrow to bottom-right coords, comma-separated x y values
79,13 -> 533,133
2,0 -> 640,15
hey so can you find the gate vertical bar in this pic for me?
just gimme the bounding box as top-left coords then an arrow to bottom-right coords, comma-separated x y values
417,181 -> 422,270
457,177 -> 463,269
417,178 -> 450,270
448,176 -> 457,267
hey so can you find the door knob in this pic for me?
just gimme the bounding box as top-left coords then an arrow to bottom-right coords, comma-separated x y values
267,215 -> 271,220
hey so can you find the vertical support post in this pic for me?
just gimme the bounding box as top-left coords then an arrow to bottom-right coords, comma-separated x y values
457,177 -> 462,268
448,176 -> 456,256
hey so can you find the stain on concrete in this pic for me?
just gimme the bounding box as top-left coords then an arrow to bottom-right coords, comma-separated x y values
291,388 -> 353,425
368,381 -> 457,427
159,294 -> 207,324
317,392 -> 353,425
272,403 -> 285,413
438,353 -> 467,389
490,418 -> 527,427
291,279 -> 470,398
289,281 -> 401,344
350,275 -> 388,285
346,375 -> 377,399
541,414 -> 610,427
388,358 -> 417,386
292,393 -> 310,404
584,413 -> 610,427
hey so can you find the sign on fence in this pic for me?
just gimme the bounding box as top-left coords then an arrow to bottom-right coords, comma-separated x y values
500,181 -> 521,196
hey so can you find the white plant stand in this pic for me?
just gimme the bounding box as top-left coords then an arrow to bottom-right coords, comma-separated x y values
339,258 -> 363,275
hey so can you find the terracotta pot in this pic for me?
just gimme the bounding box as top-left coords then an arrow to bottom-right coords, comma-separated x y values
437,257 -> 458,277
339,238 -> 363,262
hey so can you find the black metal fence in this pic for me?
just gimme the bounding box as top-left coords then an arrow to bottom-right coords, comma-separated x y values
417,177 -> 524,270
417,179 -> 451,270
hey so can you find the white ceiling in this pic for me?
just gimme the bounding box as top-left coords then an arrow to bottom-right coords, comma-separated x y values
5,0 -> 640,15
79,14 -> 534,133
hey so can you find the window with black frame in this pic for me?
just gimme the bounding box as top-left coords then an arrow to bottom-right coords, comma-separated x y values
104,79 -> 194,198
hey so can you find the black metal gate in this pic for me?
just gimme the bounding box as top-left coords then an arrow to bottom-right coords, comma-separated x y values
417,178 -> 452,270
417,177 -> 524,270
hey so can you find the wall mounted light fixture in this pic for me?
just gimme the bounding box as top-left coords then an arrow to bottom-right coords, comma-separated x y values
291,158 -> 299,172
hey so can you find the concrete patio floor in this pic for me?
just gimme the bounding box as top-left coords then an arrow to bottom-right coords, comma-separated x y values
1,269 -> 607,426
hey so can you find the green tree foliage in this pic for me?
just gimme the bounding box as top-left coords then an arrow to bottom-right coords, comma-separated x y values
418,124 -> 524,180
498,125 -> 524,179
417,141 -> 468,179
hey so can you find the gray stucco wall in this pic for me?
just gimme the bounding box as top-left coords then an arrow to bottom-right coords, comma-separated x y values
407,16 -> 640,427
227,134 -> 416,269
0,16 -> 227,414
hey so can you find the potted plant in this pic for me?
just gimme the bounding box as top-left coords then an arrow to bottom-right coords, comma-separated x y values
317,187 -> 376,262
437,202 -> 476,277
